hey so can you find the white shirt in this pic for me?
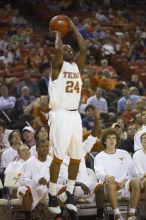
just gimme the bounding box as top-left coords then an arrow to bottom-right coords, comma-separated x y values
133,149 -> 146,179
134,125 -> 146,151
49,61 -> 82,110
5,159 -> 25,174
1,147 -> 18,168
94,149 -> 133,183
3,129 -> 13,147
20,155 -> 52,187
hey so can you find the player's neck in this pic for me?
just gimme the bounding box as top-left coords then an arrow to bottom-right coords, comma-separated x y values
104,147 -> 116,154
38,155 -> 47,162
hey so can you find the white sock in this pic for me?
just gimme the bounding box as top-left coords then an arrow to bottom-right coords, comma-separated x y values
129,208 -> 136,214
114,208 -> 120,215
49,182 -> 57,196
66,179 -> 76,194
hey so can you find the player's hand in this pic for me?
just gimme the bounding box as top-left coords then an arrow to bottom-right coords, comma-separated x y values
105,176 -> 115,184
80,183 -> 90,195
63,15 -> 76,30
117,180 -> 126,189
38,177 -> 48,185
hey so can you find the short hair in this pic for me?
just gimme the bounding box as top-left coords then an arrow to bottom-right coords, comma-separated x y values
101,128 -> 119,148
140,132 -> 146,141
8,130 -> 21,145
85,105 -> 95,112
18,144 -> 29,154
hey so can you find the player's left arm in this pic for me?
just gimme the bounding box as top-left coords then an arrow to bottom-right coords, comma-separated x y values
65,16 -> 86,69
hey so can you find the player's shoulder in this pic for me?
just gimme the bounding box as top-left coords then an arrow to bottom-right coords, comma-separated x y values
134,125 -> 146,136
116,149 -> 131,157
133,149 -> 143,157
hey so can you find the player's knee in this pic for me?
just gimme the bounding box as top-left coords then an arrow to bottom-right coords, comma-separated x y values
105,182 -> 116,190
70,158 -> 81,164
53,155 -> 63,164
130,177 -> 141,190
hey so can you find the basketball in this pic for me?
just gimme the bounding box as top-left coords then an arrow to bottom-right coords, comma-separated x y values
49,15 -> 69,36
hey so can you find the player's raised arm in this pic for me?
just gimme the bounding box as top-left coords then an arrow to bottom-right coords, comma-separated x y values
65,16 -> 86,69
52,31 -> 64,80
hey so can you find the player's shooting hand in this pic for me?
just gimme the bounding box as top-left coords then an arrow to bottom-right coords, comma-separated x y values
63,15 -> 76,30
38,177 -> 48,185
80,183 -> 90,195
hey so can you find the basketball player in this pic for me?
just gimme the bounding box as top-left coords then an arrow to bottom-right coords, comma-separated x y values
94,128 -> 140,220
48,15 -> 86,214
134,109 -> 146,151
17,140 -> 52,220
133,132 -> 146,197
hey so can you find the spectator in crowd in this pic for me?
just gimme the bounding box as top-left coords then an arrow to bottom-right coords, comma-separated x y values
22,126 -> 36,149
0,84 -> 16,111
128,73 -> 144,96
86,87 -> 108,113
94,128 -> 140,220
81,78 -> 94,101
1,130 -> 21,168
132,97 -> 145,115
16,86 -> 35,112
82,104 -> 95,134
39,62 -> 51,95
17,70 -> 40,97
117,86 -> 140,113
118,123 -> 137,156
121,99 -> 137,125
116,117 -> 127,140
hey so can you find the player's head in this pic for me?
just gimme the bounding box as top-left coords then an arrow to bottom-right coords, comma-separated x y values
101,128 -> 119,149
63,44 -> 73,62
36,140 -> 49,159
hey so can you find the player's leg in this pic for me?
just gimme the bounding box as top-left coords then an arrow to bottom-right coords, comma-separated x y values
128,177 -> 141,219
22,190 -> 33,220
105,182 -> 121,220
48,156 -> 63,214
59,111 -> 82,212
48,110 -> 71,214
95,185 -> 105,220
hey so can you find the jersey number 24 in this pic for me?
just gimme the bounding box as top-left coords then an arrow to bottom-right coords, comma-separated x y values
65,81 -> 79,93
